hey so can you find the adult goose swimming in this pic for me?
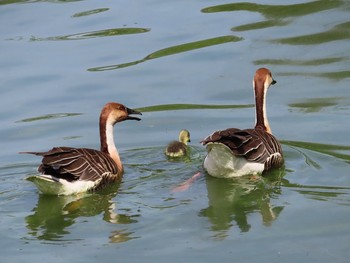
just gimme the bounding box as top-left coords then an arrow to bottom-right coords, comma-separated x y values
201,68 -> 284,178
21,102 -> 142,195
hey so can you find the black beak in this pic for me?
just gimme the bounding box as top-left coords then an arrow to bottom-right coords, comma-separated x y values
126,107 -> 142,121
271,79 -> 277,85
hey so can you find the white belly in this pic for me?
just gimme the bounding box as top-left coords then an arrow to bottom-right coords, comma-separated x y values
203,143 -> 264,178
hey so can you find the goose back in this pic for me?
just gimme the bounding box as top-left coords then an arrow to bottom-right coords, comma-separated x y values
28,146 -> 120,183
201,126 -> 283,170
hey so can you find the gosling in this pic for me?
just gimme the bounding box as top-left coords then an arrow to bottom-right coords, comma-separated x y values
165,129 -> 191,157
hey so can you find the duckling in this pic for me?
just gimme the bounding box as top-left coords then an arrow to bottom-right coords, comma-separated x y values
165,129 -> 191,157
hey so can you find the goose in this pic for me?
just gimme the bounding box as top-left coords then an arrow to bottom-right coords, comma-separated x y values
201,68 -> 284,178
21,102 -> 142,195
165,129 -> 191,157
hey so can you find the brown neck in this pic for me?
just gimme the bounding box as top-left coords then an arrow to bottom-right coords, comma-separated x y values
100,115 -> 108,153
99,115 -> 123,173
254,80 -> 271,133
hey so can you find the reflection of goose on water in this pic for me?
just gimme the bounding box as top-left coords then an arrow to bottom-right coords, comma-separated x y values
25,189 -> 139,242
200,175 -> 284,238
21,102 -> 142,195
165,129 -> 191,157
201,68 -> 284,178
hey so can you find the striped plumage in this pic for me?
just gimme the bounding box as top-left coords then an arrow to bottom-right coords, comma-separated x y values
22,102 -> 142,195
201,68 -> 284,178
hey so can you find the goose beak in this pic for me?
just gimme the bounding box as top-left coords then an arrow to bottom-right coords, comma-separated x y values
126,107 -> 142,121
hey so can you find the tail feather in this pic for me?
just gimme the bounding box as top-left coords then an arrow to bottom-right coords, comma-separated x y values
26,175 -> 66,195
26,175 -> 96,195
19,151 -> 46,156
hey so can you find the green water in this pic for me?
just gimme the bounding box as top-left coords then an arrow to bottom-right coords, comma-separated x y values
1,0 -> 350,262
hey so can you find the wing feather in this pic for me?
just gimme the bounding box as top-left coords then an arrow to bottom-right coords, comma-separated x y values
201,126 -> 283,169
28,147 -> 119,182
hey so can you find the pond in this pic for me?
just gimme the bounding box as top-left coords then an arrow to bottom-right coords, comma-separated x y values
1,0 -> 350,262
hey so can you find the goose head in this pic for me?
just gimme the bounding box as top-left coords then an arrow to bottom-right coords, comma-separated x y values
253,67 -> 276,91
101,102 -> 142,126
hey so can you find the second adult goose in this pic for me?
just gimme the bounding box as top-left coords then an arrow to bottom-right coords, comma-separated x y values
201,68 -> 284,178
22,102 -> 142,195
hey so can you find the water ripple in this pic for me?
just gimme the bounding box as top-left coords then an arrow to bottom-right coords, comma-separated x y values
1,0 -> 83,5
288,97 -> 343,113
232,19 -> 289,31
278,70 -> 350,80
283,182 -> 350,206
254,57 -> 348,66
16,113 -> 82,123
201,0 -> 343,18
88,35 -> 243,71
72,8 -> 109,18
272,21 -> 350,45
136,103 -> 253,113
202,1 -> 346,34
29,27 -> 150,41
282,140 -> 350,163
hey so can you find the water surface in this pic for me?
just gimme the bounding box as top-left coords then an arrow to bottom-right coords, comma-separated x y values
1,0 -> 350,262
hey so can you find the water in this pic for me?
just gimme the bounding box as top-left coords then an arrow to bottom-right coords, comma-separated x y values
1,0 -> 350,262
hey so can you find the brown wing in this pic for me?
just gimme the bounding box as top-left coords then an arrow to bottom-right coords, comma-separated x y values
201,126 -> 283,169
25,147 -> 119,182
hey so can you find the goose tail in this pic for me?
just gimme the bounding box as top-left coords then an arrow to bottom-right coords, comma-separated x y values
26,175 -> 94,195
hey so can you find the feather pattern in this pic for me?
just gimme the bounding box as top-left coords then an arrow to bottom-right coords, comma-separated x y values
29,147 -> 119,182
201,126 -> 283,171
201,68 -> 284,178
21,102 -> 142,195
